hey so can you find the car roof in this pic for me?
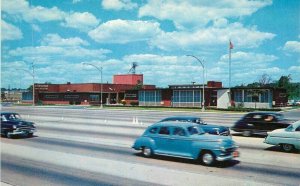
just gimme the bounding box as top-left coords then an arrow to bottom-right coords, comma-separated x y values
246,112 -> 282,115
1,112 -> 18,115
151,122 -> 199,128
160,116 -> 200,121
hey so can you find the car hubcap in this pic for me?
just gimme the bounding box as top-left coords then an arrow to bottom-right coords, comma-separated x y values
283,144 -> 292,151
203,153 -> 213,165
143,147 -> 151,157
242,130 -> 251,137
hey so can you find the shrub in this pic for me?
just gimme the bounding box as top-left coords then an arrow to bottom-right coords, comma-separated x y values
130,101 -> 139,106
121,99 -> 126,105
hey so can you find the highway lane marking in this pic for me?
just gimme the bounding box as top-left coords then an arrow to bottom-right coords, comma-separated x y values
33,132 -> 300,169
1,143 -> 277,186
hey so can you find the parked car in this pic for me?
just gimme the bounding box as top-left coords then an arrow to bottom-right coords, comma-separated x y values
1,112 -> 36,138
159,116 -> 230,136
231,112 -> 293,137
132,122 -> 239,166
264,120 -> 300,152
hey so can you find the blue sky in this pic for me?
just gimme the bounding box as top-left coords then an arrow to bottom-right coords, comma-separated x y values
1,0 -> 300,89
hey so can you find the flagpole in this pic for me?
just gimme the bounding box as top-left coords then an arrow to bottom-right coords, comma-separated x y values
229,40 -> 232,107
229,40 -> 231,89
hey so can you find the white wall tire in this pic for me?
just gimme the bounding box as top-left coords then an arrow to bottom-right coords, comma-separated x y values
142,147 -> 152,158
201,151 -> 216,166
242,130 -> 252,137
281,144 -> 294,152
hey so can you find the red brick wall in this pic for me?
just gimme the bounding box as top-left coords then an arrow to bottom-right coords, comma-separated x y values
113,74 -> 143,85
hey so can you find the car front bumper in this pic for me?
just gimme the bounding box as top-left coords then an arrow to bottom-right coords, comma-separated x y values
216,151 -> 239,161
8,129 -> 36,136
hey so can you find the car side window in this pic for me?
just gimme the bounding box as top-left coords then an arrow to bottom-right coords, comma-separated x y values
253,114 -> 263,120
173,127 -> 186,136
159,127 -> 170,135
263,115 -> 274,122
295,126 -> 300,132
1,115 -> 7,122
149,127 -> 158,134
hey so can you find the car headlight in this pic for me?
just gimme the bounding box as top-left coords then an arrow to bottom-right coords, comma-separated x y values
13,125 -> 17,129
220,147 -> 226,152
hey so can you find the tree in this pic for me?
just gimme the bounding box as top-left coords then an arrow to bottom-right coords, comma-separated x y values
27,85 -> 33,91
277,75 -> 292,88
259,74 -> 272,87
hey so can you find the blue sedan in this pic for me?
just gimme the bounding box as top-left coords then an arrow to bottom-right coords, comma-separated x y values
159,116 -> 230,136
132,122 -> 239,166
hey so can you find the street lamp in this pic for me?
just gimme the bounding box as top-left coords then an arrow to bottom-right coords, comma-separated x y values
82,62 -> 103,108
17,64 -> 35,106
186,55 -> 205,111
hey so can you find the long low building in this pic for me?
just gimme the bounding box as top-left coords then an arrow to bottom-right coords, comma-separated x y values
22,78 -> 287,108
124,82 -> 287,109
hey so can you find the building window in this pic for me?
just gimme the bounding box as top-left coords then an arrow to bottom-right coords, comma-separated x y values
90,95 -> 99,101
234,90 -> 243,102
139,90 -> 161,102
173,90 -> 201,103
64,95 -> 79,99
260,90 -> 269,103
45,95 -> 59,99
244,90 -> 269,103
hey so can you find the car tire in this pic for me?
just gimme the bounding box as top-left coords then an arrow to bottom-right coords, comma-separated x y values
281,144 -> 294,152
142,146 -> 153,158
27,133 -> 33,138
5,132 -> 11,138
242,130 -> 252,137
200,151 -> 216,166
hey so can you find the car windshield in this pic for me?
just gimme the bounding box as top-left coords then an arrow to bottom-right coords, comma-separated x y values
187,126 -> 205,135
194,118 -> 205,124
285,124 -> 294,132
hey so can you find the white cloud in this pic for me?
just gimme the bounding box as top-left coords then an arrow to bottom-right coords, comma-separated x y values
2,0 -> 99,32
214,51 -> 279,85
2,0 -> 65,22
8,46 -> 110,60
41,34 -> 89,46
288,66 -> 300,82
122,54 -> 203,86
150,22 -> 275,51
62,12 -> 100,32
283,41 -> 300,53
139,0 -> 272,29
102,0 -> 137,10
1,20 -> 23,41
220,51 -> 278,64
213,18 -> 228,28
88,19 -> 162,44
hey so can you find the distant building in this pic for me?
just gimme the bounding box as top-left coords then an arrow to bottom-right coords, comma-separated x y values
124,81 -> 288,108
113,74 -> 143,85
29,82 -> 155,105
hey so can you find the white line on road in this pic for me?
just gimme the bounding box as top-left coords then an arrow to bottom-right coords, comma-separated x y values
1,143 -> 277,186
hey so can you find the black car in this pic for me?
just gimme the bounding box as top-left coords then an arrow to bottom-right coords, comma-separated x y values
231,112 -> 293,137
1,112 -> 36,138
159,116 -> 230,136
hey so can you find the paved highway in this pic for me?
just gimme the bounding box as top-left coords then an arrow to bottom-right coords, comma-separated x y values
1,106 -> 300,186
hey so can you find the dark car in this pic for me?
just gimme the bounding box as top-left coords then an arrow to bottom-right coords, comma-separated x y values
159,116 -> 230,136
231,112 -> 293,137
1,112 -> 36,138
